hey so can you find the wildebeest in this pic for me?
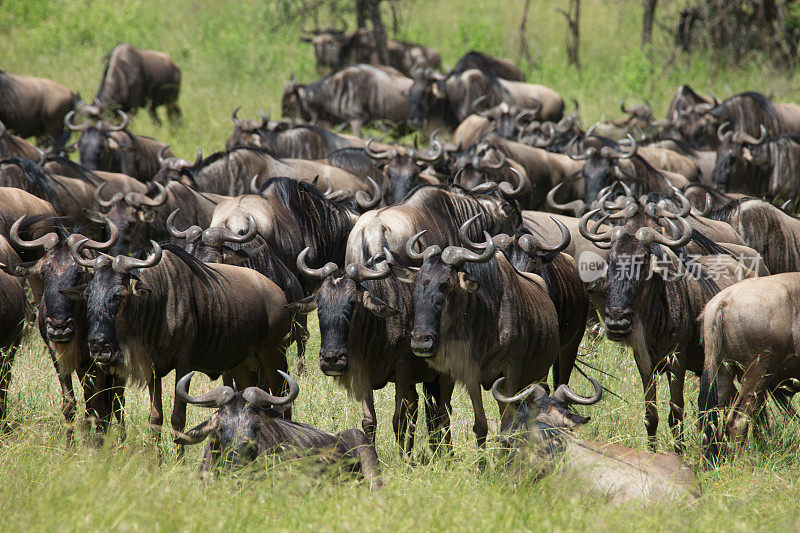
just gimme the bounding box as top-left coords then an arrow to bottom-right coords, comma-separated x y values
287,249 -> 453,457
579,192 -> 756,451
94,43 -> 181,124
699,273 -> 800,460
712,125 -> 800,202
0,253 -> 27,429
407,68 -> 563,129
2,217 -> 125,440
390,231 -> 560,448
363,136 -> 443,204
175,371 -> 382,489
65,110 -> 172,181
63,239 -> 293,457
301,28 -> 440,76
282,65 -> 412,135
492,377 -> 700,504
0,120 -> 40,159
0,70 -> 77,148
451,51 -> 525,82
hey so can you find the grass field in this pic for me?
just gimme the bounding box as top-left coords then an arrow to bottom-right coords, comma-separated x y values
3,0 -> 800,530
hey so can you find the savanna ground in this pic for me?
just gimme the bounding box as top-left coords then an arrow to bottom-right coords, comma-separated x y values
2,0 -> 800,530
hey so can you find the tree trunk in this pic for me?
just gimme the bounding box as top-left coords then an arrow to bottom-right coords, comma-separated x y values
368,0 -> 389,64
557,0 -> 581,68
642,0 -> 657,47
519,0 -> 534,64
356,0 -> 369,29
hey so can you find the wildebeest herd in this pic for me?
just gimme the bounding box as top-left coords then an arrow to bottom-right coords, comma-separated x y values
2,34 -> 800,504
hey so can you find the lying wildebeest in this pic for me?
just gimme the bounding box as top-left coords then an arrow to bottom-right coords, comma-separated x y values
94,42 -> 181,125
0,120 -> 40,159
3,217 -> 125,440
288,249 -> 453,457
175,371 -> 382,489
66,110 -> 172,181
699,273 -> 800,461
492,376 -> 700,504
451,51 -> 525,82
0,69 -> 77,148
63,238 -> 293,457
390,231 -> 560,448
408,67 -> 563,129
579,192 -> 756,451
301,27 -> 440,76
166,209 -> 307,372
282,65 -> 412,135
712,124 -> 800,202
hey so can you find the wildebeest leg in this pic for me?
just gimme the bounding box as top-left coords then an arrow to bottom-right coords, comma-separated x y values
336,428 -> 383,490
556,334 -> 582,387
0,345 -> 18,433
633,346 -> 658,451
111,373 -> 126,440
77,367 -> 107,445
52,128 -> 71,152
148,104 -> 162,127
667,352 -> 686,454
265,358 -> 291,420
222,372 -> 234,388
49,347 -> 77,442
361,390 -> 377,443
423,374 -> 454,452
166,102 -> 182,123
393,382 -> 418,460
350,119 -> 365,137
171,366 -> 190,460
466,381 -> 489,448
726,356 -> 772,458
293,314 -> 308,375
147,375 -> 163,461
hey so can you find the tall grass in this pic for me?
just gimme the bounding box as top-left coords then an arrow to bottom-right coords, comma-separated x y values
3,0 -> 800,530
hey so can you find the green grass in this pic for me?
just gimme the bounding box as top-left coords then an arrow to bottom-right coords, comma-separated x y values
4,0 -> 800,530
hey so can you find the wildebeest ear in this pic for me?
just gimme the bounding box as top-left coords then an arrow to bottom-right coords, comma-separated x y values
138,209 -> 157,223
82,209 -> 107,224
389,264 -> 416,283
129,279 -> 151,298
60,285 -> 87,300
285,294 -> 318,314
457,271 -> 479,293
361,291 -> 400,317
0,260 -> 40,278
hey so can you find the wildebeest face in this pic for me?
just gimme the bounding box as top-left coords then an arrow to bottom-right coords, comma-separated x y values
40,245 -> 87,342
494,112 -> 517,139
408,70 -> 439,128
581,155 -> 613,205
381,155 -> 426,204
409,257 -> 478,357
603,233 -> 649,340
78,128 -> 115,171
674,111 -> 716,148
89,204 -> 156,256
281,83 -> 302,119
287,275 -> 398,375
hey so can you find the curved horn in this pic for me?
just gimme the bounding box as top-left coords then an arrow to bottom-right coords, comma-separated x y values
355,176 -> 382,211
717,121 -> 733,143
250,174 -> 261,194
546,182 -> 587,217
166,209 -> 202,242
295,246 -> 338,279
0,120 -> 5,138
158,145 -> 171,166
620,97 -> 633,114
441,231 -> 495,266
405,230 -> 441,262
635,217 -> 692,248
491,376 -> 547,404
498,166 -> 527,199
93,182 -> 124,209
553,376 -> 603,405
414,131 -> 443,162
231,105 -> 243,125
9,216 -> 58,251
345,258 -> 392,282
733,124 -> 768,145
472,95 -> 489,114
111,240 -> 163,273
69,238 -> 112,269
364,138 -> 395,160
457,214 -> 485,249
520,217 -> 571,254
243,370 -> 299,408
103,110 -> 128,131
478,148 -> 506,170
600,134 -> 637,159
579,208 -> 617,243
176,371 -> 235,408
202,214 -> 258,247
64,111 -> 92,132
125,181 -> 168,207
259,108 -> 270,128
191,147 -> 203,167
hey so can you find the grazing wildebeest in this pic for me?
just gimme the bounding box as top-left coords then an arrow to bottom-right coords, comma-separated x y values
407,68 -> 563,129
391,231 -> 560,449
0,120 -> 40,159
0,70 -> 77,148
699,273 -> 800,461
2,217 -> 125,441
492,377 -> 700,504
175,371 -> 382,489
66,110 -> 172,181
282,65 -> 412,135
451,51 -> 526,82
301,28 -> 440,76
287,249 -> 454,457
94,43 -> 181,124
459,215 -> 587,387
579,193 -> 756,451
712,125 -> 800,202
63,239 -> 293,457
363,135 -> 443,204
211,177 -> 367,294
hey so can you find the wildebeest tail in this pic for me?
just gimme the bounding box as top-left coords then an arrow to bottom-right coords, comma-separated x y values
698,296 -> 725,464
